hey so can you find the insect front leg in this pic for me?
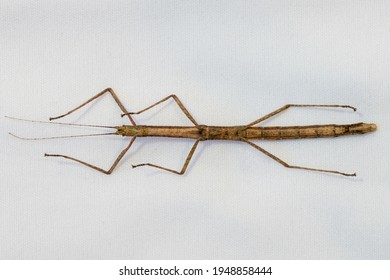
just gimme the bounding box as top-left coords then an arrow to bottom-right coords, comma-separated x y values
45,137 -> 136,174
49,88 -> 136,125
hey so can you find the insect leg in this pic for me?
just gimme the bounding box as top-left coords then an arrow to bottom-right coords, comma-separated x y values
132,138 -> 201,175
49,88 -> 136,125
246,104 -> 356,127
241,138 -> 356,176
44,136 -> 136,174
121,94 -> 198,125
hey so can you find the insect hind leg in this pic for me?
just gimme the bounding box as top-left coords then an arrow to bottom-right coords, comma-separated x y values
246,104 -> 356,127
241,138 -> 356,176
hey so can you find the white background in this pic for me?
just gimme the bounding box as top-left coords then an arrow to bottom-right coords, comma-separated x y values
1,0 -> 389,259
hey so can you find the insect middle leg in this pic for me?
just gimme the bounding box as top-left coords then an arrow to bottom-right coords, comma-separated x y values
240,138 -> 356,176
49,88 -> 136,125
44,137 -> 136,174
131,138 -> 201,175
121,94 -> 199,126
246,104 -> 357,127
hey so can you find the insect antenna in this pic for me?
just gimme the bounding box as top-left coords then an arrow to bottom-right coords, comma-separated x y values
4,116 -> 116,129
8,132 -> 117,140
5,115 -> 118,140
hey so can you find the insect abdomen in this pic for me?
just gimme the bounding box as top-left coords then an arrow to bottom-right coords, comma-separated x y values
245,123 -> 376,140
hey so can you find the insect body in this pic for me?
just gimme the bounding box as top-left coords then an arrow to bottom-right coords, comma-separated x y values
9,88 -> 376,176
115,123 -> 376,140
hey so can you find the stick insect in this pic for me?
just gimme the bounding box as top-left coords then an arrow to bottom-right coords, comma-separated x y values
8,88 -> 377,176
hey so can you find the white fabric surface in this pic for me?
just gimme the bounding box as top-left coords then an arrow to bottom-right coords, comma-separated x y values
1,0 -> 389,259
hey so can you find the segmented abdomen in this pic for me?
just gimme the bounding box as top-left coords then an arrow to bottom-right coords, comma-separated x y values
245,123 -> 376,140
